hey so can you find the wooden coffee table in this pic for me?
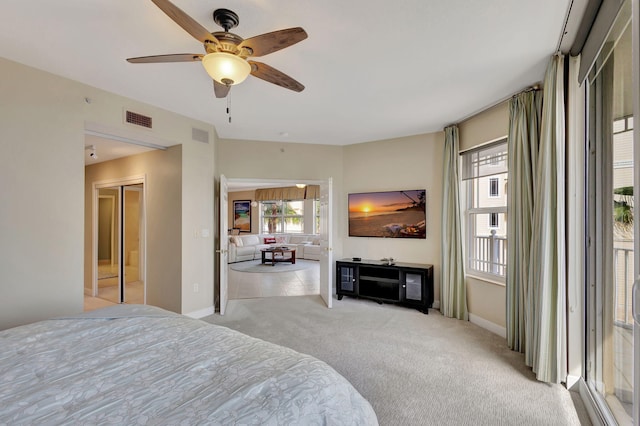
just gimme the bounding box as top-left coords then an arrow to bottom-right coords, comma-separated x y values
261,247 -> 296,266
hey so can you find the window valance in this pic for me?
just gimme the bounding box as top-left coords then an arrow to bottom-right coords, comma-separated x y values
254,185 -> 319,201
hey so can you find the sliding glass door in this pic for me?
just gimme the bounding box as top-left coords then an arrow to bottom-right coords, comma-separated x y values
586,1 -> 637,422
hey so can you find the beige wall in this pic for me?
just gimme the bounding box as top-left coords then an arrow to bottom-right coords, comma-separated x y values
0,57 -> 215,328
342,133 -> 444,304
0,58 -> 85,329
458,100 -> 509,329
181,137 -> 215,315
84,147 -> 182,313
229,190 -> 258,234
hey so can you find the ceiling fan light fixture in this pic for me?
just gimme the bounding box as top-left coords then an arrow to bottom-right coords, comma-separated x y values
202,52 -> 251,85
295,184 -> 306,189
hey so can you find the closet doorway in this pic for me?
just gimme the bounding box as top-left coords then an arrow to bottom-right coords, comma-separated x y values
94,177 -> 146,304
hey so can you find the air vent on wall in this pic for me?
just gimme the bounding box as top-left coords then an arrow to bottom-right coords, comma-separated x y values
125,110 -> 153,129
192,128 -> 210,144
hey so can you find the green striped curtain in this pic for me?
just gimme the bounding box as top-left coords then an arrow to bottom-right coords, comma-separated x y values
506,55 -> 567,383
506,89 -> 542,354
441,125 -> 468,320
529,55 -> 566,383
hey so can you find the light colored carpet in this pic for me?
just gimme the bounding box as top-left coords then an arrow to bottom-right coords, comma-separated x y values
229,259 -> 314,273
204,295 -> 589,426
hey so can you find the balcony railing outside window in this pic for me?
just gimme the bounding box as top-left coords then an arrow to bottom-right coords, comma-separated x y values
469,230 -> 507,277
614,246 -> 634,327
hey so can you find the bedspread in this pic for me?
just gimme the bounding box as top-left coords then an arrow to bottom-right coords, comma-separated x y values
0,305 -> 377,425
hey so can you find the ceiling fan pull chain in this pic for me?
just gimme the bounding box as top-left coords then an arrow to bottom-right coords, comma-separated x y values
227,92 -> 232,124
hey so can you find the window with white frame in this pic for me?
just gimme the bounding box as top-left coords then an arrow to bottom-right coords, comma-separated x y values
461,139 -> 508,279
260,200 -> 304,234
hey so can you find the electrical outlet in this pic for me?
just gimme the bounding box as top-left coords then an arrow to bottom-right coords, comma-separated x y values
193,283 -> 199,293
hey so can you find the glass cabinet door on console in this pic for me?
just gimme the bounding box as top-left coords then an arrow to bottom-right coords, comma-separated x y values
402,271 -> 424,303
337,264 -> 357,297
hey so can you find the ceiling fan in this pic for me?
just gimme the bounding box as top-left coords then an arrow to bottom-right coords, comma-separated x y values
127,0 -> 307,98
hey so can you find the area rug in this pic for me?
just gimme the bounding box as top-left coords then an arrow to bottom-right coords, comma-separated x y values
229,259 -> 314,273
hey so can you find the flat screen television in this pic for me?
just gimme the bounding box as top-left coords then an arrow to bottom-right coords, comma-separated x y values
348,189 -> 426,238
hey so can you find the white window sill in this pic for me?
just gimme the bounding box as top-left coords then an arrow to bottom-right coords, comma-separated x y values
466,273 -> 506,287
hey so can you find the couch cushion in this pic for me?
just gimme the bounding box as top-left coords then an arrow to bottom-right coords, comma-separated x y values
289,235 -> 309,244
231,236 -> 243,247
241,235 -> 260,246
236,246 -> 255,256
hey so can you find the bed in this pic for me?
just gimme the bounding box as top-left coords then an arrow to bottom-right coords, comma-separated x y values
0,304 -> 378,425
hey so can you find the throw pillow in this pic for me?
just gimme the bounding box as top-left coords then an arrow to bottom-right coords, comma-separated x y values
275,236 -> 288,244
264,237 -> 277,244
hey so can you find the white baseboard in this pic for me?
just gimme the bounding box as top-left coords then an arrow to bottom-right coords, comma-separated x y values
185,306 -> 215,319
468,313 -> 506,338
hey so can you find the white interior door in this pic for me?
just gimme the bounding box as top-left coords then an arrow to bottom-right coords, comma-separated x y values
319,178 -> 333,308
218,175 -> 229,315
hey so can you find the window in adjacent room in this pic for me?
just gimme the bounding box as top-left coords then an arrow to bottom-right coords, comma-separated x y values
461,139 -> 508,280
260,200 -> 304,234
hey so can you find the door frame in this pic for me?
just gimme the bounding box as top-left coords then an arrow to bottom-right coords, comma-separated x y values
219,177 -> 334,313
92,175 -> 147,301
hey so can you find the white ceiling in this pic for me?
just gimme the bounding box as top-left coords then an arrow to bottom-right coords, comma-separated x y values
84,134 -> 157,165
0,0 -> 571,147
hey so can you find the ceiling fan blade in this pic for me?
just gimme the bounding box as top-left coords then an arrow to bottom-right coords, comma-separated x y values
248,61 -> 304,92
150,0 -> 219,46
213,80 -> 231,98
127,54 -> 203,63
239,28 -> 307,57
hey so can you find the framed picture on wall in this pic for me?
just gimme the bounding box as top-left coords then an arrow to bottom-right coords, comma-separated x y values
233,200 -> 251,233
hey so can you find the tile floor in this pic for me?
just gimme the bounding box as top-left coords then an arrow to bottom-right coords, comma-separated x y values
228,260 -> 320,299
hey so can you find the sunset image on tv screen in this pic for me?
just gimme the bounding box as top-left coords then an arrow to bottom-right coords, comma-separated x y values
348,190 -> 426,238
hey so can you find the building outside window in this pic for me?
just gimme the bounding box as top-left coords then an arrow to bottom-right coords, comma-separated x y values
489,177 -> 500,198
489,212 -> 499,229
461,139 -> 508,279
260,200 -> 304,234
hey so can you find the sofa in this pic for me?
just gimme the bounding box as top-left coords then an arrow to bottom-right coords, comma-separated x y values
228,234 -> 322,263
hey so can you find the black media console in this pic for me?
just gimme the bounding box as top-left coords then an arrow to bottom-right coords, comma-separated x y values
336,259 -> 434,314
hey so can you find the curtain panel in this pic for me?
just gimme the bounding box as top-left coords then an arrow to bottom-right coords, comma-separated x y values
506,55 -> 567,384
528,55 -> 567,383
506,89 -> 542,354
440,125 -> 468,320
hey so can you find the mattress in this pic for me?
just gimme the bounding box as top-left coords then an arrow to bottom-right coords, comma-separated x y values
0,304 -> 378,425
